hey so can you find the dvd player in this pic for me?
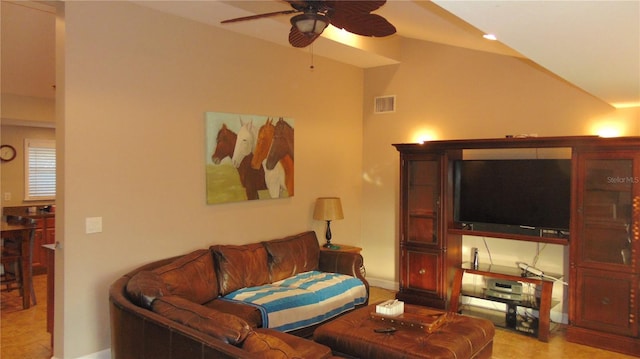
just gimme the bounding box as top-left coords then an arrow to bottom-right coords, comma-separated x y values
485,289 -> 523,301
487,279 -> 523,294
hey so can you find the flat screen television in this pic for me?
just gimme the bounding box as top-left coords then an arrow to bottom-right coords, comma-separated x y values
454,159 -> 571,234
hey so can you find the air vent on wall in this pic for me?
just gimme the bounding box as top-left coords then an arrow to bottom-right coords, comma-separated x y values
374,95 -> 396,114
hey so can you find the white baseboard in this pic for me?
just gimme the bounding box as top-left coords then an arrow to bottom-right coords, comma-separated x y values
366,276 -> 399,291
61,348 -> 110,359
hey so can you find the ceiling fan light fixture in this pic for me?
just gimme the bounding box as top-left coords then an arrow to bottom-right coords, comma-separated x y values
291,13 -> 329,36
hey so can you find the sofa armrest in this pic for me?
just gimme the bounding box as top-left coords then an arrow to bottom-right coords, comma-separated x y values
318,251 -> 369,294
110,276 -> 255,358
152,295 -> 252,345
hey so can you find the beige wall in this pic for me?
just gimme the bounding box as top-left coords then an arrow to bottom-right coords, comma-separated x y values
1,94 -> 55,125
58,2 -> 363,358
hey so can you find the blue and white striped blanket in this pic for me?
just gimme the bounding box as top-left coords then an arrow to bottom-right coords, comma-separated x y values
223,271 -> 367,332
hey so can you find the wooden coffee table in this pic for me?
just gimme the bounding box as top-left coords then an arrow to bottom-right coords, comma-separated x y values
314,303 -> 494,359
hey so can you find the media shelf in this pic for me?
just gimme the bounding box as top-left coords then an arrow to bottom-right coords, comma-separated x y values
450,262 -> 562,342
458,306 -> 550,339
456,263 -> 562,306
458,288 -> 560,338
449,229 -> 569,246
448,228 -> 569,245
459,276 -> 561,338
459,283 -> 560,311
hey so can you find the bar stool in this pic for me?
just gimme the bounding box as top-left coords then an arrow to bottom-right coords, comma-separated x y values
1,216 -> 37,308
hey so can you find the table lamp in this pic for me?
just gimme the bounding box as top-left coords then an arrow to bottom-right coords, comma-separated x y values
313,197 -> 344,248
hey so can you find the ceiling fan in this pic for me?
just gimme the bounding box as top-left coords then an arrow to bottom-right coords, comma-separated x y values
221,0 -> 397,48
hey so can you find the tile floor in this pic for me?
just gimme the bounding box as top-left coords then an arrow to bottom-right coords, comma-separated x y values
1,274 -> 51,359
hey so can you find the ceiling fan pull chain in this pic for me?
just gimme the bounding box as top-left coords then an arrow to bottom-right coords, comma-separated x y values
309,44 -> 315,70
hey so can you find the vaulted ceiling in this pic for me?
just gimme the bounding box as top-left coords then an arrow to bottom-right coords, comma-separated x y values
137,0 -> 640,108
3,1 -> 639,109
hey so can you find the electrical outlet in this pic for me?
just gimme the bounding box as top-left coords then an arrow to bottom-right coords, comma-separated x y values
4,192 -> 11,201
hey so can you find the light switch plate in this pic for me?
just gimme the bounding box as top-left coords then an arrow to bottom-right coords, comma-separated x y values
86,217 -> 102,234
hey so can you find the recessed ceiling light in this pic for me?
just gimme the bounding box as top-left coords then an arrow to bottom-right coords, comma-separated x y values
483,34 -> 497,41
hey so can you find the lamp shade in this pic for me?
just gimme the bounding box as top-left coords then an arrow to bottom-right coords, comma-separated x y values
313,197 -> 344,221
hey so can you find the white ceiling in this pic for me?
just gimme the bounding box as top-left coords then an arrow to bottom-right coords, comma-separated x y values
3,1 -> 639,108
434,0 -> 640,108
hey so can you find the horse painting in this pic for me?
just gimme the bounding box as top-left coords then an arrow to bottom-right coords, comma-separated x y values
206,112 -> 294,203
211,123 -> 237,164
227,119 -> 270,200
252,118 -> 288,198
266,118 -> 294,170
251,118 -> 275,170
263,118 -> 294,196
237,153 -> 267,200
279,154 -> 294,196
231,119 -> 256,168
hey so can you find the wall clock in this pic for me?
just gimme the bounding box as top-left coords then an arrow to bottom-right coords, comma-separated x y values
0,145 -> 17,162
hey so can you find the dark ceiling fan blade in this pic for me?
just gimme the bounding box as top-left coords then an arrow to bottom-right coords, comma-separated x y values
330,13 -> 396,37
284,0 -> 316,12
221,9 -> 298,24
326,0 -> 387,15
289,26 -> 321,48
324,0 -> 395,37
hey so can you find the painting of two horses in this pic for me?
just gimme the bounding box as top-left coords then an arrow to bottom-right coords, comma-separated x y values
206,112 -> 294,204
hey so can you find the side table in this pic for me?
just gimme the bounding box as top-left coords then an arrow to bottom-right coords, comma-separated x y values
320,244 -> 362,253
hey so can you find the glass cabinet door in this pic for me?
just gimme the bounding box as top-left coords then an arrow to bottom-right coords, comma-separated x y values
579,154 -> 638,268
405,159 -> 440,245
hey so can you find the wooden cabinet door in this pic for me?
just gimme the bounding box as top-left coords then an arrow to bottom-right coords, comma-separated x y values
32,228 -> 46,272
396,150 -> 457,309
403,156 -> 440,247
401,248 -> 442,295
576,152 -> 640,272
30,216 -> 55,275
573,150 -> 640,340
574,268 -> 638,337
45,217 -> 55,245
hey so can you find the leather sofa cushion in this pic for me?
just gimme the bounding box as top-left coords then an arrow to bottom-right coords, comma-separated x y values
254,328 -> 334,359
241,331 -> 301,358
263,231 -> 320,282
211,243 -> 269,296
152,295 -> 251,345
152,249 -> 219,304
204,298 -> 263,328
125,270 -> 168,309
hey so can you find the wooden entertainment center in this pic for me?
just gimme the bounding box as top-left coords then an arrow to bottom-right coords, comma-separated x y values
393,136 -> 640,356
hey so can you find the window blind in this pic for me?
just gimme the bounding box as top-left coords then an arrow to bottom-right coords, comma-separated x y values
25,139 -> 56,200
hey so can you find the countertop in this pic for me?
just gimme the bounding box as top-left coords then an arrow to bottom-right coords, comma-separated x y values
3,205 -> 55,219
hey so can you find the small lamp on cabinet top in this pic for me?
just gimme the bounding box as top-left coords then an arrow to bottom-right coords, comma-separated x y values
313,197 -> 344,248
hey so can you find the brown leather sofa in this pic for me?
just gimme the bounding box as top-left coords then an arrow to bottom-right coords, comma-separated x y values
109,231 -> 368,359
